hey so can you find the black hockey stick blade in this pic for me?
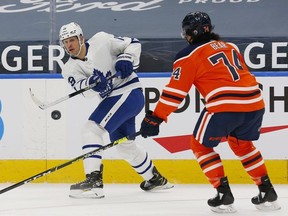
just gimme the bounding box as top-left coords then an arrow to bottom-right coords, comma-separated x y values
0,131 -> 142,195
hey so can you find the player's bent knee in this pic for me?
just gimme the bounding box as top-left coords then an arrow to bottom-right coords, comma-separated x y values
190,135 -> 214,158
82,120 -> 106,143
228,136 -> 255,156
116,140 -> 142,161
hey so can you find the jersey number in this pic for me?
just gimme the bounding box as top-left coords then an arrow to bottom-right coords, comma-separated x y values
172,67 -> 181,80
208,49 -> 243,81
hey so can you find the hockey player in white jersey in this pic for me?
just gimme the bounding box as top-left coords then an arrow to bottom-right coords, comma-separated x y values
59,22 -> 173,199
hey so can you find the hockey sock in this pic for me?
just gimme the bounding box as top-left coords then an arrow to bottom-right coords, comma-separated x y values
82,121 -> 106,174
228,136 -> 267,185
116,140 -> 154,180
191,135 -> 224,188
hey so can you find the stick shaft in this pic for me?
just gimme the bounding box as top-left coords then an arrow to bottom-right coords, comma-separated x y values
0,131 -> 141,194
31,74 -> 117,110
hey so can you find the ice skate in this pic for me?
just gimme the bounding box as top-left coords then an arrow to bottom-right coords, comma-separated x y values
208,176 -> 236,213
69,165 -> 104,199
251,175 -> 281,211
140,167 -> 174,191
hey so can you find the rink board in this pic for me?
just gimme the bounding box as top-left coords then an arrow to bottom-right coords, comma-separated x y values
0,159 -> 287,184
0,74 -> 287,183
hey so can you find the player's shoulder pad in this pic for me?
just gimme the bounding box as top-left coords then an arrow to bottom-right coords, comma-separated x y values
227,42 -> 240,52
174,43 -> 199,62
89,31 -> 112,41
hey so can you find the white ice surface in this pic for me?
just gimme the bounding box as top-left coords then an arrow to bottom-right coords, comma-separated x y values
0,183 -> 287,216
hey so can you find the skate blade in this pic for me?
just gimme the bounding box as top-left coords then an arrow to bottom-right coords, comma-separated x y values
255,200 -> 281,211
69,188 -> 105,199
146,182 -> 174,192
210,204 -> 237,213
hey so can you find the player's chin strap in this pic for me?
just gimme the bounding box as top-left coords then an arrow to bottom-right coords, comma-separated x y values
0,131 -> 142,195
71,39 -> 84,57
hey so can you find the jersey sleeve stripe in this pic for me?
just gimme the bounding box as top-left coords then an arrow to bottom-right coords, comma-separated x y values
163,86 -> 187,96
161,92 -> 183,102
75,78 -> 87,91
159,98 -> 179,107
133,64 -> 139,69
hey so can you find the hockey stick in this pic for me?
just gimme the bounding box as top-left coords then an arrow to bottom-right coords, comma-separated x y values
0,131 -> 142,195
29,73 -> 117,110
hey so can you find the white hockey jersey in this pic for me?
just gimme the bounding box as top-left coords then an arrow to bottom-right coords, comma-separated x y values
61,31 -> 142,100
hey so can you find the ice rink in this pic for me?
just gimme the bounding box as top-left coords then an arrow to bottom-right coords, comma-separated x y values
0,183 -> 287,216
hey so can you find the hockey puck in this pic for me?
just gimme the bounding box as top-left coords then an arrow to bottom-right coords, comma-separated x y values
51,110 -> 61,120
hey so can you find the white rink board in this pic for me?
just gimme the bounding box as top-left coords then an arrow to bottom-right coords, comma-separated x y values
0,76 -> 287,160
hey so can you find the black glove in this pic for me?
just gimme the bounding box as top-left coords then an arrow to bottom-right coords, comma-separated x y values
140,110 -> 164,138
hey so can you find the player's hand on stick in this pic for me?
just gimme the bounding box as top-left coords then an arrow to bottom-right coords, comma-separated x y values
88,69 -> 107,92
140,110 -> 164,138
115,53 -> 133,79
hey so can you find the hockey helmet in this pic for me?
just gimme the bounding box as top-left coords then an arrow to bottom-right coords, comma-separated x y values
181,12 -> 212,38
59,22 -> 83,47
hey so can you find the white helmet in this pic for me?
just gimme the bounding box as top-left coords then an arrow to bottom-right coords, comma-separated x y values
59,22 -> 83,42
59,22 -> 84,56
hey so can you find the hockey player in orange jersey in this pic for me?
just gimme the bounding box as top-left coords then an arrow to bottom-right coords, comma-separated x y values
140,11 -> 280,213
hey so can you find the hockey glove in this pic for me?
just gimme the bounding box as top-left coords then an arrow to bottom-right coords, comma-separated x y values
99,81 -> 113,99
140,110 -> 164,138
115,53 -> 133,79
88,69 -> 107,92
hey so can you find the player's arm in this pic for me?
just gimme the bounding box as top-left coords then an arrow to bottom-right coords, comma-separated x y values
62,65 -> 107,98
140,59 -> 195,138
153,58 -> 195,122
111,35 -> 141,79
120,37 -> 141,70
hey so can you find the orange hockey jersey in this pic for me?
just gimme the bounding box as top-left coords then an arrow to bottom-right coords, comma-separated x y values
154,40 -> 265,122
